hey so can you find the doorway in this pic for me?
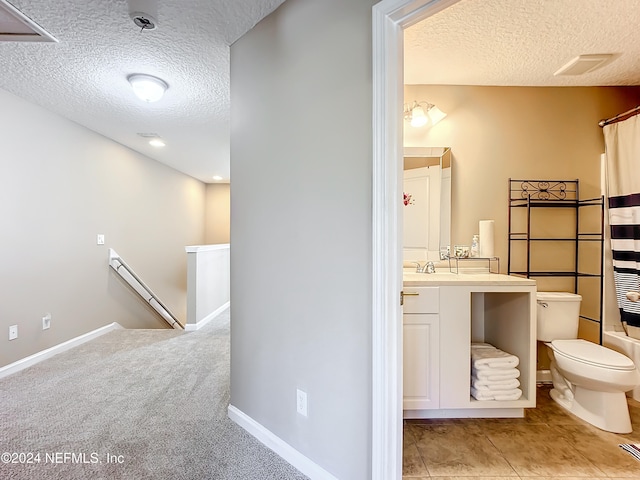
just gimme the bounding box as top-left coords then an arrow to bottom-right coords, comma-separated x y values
371,1 -> 462,479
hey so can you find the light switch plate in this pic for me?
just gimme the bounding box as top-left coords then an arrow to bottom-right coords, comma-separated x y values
42,313 -> 51,330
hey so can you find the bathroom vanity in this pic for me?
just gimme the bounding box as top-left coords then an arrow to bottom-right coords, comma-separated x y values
402,271 -> 536,418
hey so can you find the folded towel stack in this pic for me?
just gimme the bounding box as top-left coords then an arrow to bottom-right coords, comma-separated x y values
470,343 -> 522,401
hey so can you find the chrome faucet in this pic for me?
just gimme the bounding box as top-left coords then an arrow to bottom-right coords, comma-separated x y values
413,261 -> 435,274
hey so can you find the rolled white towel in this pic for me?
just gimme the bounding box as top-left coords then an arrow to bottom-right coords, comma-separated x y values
472,367 -> 520,382
471,378 -> 520,392
494,388 -> 522,401
471,342 -> 496,349
470,387 -> 522,401
471,346 -> 519,370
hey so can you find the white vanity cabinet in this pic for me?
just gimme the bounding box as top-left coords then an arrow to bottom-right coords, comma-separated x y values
403,272 -> 536,419
402,287 -> 439,410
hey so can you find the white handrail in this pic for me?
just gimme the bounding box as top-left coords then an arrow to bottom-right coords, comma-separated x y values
108,249 -> 184,329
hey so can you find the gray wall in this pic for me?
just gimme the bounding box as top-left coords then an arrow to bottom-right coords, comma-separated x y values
230,0 -> 375,478
0,88 -> 205,368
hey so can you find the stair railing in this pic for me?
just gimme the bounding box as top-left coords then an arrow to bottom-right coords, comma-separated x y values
108,248 -> 184,329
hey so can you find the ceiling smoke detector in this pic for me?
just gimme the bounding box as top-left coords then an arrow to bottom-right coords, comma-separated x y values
128,0 -> 157,31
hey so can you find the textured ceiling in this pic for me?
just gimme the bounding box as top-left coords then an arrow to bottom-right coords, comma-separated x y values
4,1 -> 639,184
405,0 -> 640,87
0,0 -> 285,183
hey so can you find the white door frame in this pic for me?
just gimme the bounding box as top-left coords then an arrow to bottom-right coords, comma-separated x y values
371,1 -> 461,479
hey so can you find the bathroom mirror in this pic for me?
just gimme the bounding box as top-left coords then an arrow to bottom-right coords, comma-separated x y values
403,147 -> 452,264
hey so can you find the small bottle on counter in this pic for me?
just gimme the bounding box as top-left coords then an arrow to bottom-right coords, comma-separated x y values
471,234 -> 479,257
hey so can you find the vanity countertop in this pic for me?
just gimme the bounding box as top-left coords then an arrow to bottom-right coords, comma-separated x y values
403,271 -> 536,286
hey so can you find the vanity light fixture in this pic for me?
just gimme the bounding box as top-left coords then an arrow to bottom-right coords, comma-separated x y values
403,101 -> 447,128
128,73 -> 168,102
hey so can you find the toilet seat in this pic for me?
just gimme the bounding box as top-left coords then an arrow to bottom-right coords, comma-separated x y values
551,339 -> 636,371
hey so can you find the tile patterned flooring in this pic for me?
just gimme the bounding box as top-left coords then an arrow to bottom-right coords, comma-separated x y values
403,384 -> 640,479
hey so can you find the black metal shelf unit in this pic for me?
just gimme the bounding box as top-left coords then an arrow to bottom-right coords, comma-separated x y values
507,179 -> 604,342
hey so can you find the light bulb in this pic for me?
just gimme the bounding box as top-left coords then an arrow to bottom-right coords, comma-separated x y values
410,105 -> 428,127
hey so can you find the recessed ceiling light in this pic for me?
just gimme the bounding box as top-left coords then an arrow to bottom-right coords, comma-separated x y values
127,74 -> 168,102
212,175 -> 223,181
149,138 -> 165,147
554,54 -> 615,76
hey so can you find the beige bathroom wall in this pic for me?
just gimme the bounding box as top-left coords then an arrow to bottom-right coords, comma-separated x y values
404,85 -> 640,349
205,183 -> 230,244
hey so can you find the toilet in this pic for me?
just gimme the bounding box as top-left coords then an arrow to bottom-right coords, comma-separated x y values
537,291 -> 640,433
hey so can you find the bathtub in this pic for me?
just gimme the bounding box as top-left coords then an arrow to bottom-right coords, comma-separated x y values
604,330 -> 640,401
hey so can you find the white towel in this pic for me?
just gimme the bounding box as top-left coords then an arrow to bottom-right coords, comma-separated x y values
471,378 -> 520,392
471,346 -> 519,370
471,342 -> 496,349
470,387 -> 522,401
472,367 -> 520,381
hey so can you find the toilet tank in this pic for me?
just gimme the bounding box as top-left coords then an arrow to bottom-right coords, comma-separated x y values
537,291 -> 582,342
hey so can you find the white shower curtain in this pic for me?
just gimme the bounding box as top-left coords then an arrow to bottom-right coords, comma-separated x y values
604,114 -> 640,335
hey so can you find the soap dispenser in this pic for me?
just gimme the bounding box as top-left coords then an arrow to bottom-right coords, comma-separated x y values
471,234 -> 479,257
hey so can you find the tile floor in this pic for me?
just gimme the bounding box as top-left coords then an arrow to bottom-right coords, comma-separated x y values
403,384 -> 640,479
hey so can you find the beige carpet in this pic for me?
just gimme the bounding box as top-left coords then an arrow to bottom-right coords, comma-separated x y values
0,310 -> 308,480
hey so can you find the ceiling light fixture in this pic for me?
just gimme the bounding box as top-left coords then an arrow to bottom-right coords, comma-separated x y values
212,175 -> 223,181
403,101 -> 447,128
128,74 -> 168,102
137,132 -> 165,147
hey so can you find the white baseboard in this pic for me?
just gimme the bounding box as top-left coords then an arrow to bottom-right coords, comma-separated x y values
185,301 -> 230,331
228,405 -> 338,480
0,322 -> 123,379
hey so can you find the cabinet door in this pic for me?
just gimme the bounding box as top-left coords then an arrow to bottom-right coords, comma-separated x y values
403,313 -> 439,410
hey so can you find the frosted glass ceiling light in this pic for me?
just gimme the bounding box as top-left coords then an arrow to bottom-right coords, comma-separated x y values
403,100 -> 447,128
128,74 -> 168,102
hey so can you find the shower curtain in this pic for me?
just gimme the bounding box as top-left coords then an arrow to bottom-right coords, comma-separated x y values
604,114 -> 640,336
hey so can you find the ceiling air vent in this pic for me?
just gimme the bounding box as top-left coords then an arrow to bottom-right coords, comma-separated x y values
554,54 -> 614,76
0,0 -> 57,42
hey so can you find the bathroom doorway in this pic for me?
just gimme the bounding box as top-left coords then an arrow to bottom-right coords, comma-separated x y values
371,0 -> 462,478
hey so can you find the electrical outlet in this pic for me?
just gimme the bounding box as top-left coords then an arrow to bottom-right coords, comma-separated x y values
9,325 -> 18,341
296,389 -> 308,417
42,313 -> 51,330
96,234 -> 105,245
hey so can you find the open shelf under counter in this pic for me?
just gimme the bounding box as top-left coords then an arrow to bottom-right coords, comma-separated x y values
403,276 -> 537,419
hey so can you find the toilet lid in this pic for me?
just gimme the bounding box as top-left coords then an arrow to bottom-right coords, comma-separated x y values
551,339 -> 636,370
